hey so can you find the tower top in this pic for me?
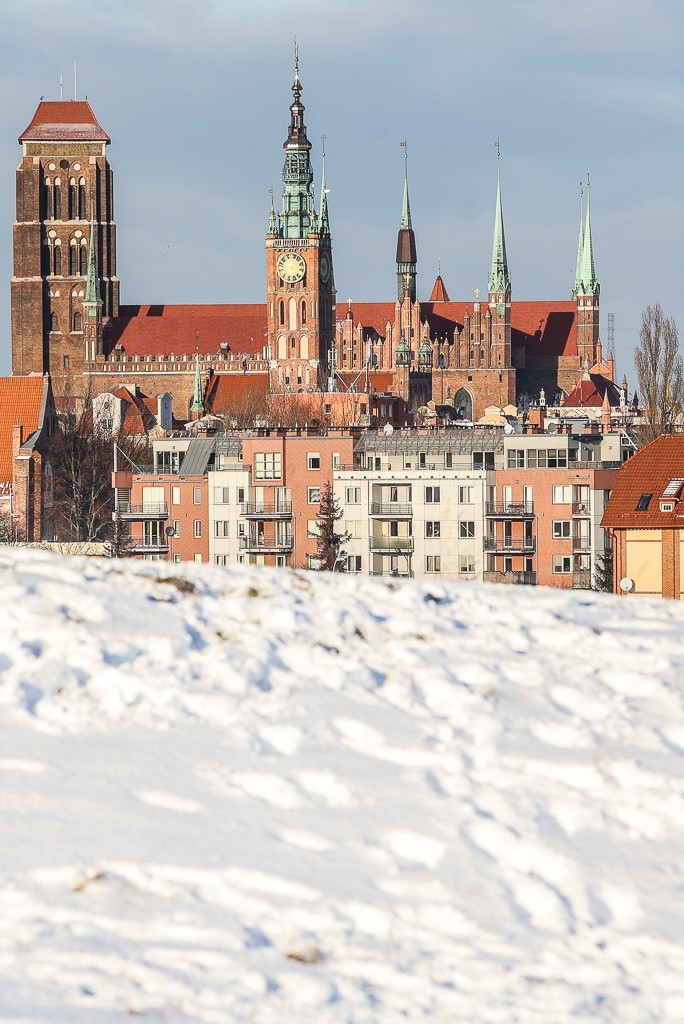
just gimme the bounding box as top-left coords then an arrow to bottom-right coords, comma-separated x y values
576,174 -> 599,297
488,154 -> 511,295
19,100 -> 109,143
396,142 -> 417,267
84,207 -> 102,307
284,47 -> 311,152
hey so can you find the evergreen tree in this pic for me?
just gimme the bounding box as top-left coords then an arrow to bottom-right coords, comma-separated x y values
315,482 -> 350,571
593,545 -> 614,593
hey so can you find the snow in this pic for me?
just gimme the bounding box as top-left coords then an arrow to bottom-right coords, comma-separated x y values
1,546 -> 684,1022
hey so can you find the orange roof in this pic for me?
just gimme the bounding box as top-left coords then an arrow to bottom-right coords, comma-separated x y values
108,385 -> 156,434
104,304 -> 267,358
602,435 -> 684,530
204,373 -> 270,415
563,375 -> 621,408
19,101 -> 110,143
0,376 -> 47,484
429,275 -> 450,302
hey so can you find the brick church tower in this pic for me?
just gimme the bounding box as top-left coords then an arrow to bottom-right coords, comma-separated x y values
12,100 -> 119,384
266,53 -> 335,391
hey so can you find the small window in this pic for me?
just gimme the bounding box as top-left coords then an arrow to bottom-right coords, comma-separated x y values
307,452 -> 321,470
345,486 -> 361,504
194,553 -> 202,563
193,520 -> 202,538
173,554 -> 181,564
459,486 -> 473,504
553,555 -> 572,573
193,486 -> 202,504
308,486 -> 321,504
214,487 -> 230,504
552,521 -> 572,538
425,521 -> 440,538
426,555 -> 441,573
50,312 -> 59,332
552,485 -> 573,504
425,486 -> 440,503
459,554 -> 476,574
255,452 -> 281,480
459,521 -> 475,538
172,486 -> 181,505
636,493 -> 652,511
173,521 -> 180,537
214,521 -> 230,537
445,452 -> 453,469
63,355 -> 69,369
332,452 -> 340,469
346,554 -> 362,573
307,519 -> 320,538
72,311 -> 82,332
507,449 -> 525,469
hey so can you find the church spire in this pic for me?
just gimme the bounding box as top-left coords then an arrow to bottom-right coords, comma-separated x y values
190,353 -> 203,418
279,44 -> 314,239
572,180 -> 585,298
576,174 -> 599,297
396,141 -> 417,302
84,205 -> 101,307
318,142 -> 330,235
488,149 -> 511,295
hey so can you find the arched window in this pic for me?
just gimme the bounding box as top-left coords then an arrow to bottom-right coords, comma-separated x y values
79,244 -> 87,275
279,300 -> 285,326
301,300 -> 306,324
453,388 -> 473,421
53,245 -> 61,276
68,179 -> 77,220
72,311 -> 82,332
50,312 -> 58,332
69,244 -> 78,276
78,178 -> 86,219
53,179 -> 61,219
43,178 -> 52,220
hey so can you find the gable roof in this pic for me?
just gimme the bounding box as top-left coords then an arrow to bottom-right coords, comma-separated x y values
602,435 -> 684,529
19,101 -> 110,143
0,376 -> 48,485
563,374 -> 621,408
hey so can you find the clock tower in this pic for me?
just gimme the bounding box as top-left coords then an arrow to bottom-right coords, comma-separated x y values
266,51 -> 335,391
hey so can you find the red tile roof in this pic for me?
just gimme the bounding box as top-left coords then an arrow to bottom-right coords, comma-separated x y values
428,275 -> 450,302
204,372 -> 270,415
19,101 -> 110,143
0,376 -> 47,484
602,435 -> 684,530
108,385 -> 156,434
562,375 -> 621,408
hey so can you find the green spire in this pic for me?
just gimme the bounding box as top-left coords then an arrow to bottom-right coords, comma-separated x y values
318,146 -> 330,235
572,181 -> 585,298
576,175 -> 599,297
84,205 -> 101,307
190,353 -> 203,414
488,158 -> 511,295
280,45 -> 315,239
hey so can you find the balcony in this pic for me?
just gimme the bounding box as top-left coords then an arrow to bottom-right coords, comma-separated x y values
115,502 -> 168,520
484,537 -> 535,554
484,570 -> 537,586
573,570 -> 592,589
572,502 -> 591,516
130,540 -> 169,554
370,570 -> 415,579
239,536 -> 293,554
240,502 -> 293,519
369,536 -> 415,554
369,502 -> 413,518
485,502 -> 534,518
572,535 -> 591,551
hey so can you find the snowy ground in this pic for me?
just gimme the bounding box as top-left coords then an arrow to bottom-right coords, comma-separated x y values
1,548 -> 684,1023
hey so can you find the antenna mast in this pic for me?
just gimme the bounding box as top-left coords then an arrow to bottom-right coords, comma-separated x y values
73,61 -> 77,101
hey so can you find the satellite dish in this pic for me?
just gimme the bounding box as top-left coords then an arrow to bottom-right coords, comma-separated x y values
619,577 -> 635,592
503,423 -> 514,435
383,422 -> 394,435
547,422 -> 557,434
165,525 -> 175,538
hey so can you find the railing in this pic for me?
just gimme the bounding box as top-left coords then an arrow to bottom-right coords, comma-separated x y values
370,570 -> 415,579
369,502 -> 413,517
130,540 -> 169,554
485,502 -> 534,517
369,537 -> 415,553
572,571 -> 592,589
572,535 -> 591,551
239,536 -> 293,553
569,460 -> 621,470
484,538 -> 535,553
484,570 -> 537,586
240,502 -> 293,518
116,502 -> 168,519
572,502 -> 591,516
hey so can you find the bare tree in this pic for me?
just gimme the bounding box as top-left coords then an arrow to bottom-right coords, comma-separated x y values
635,304 -> 684,444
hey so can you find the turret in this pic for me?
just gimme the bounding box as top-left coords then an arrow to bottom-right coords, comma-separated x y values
82,207 -> 103,362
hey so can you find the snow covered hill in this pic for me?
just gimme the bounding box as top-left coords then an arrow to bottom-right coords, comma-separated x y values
1,547 -> 684,1023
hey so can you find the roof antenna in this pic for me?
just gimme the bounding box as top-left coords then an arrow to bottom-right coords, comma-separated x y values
73,61 -> 77,101
59,74 -> 63,101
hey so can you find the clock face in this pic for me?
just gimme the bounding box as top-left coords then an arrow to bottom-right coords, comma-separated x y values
320,252 -> 330,284
277,252 -> 306,284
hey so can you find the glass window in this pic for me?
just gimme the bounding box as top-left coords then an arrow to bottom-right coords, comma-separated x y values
552,521 -> 572,538
507,449 -> 524,469
193,486 -> 202,504
214,521 -> 230,537
459,554 -> 476,574
426,555 -> 441,573
307,452 -> 321,470
459,486 -> 473,504
425,486 -> 440,503
445,452 -> 453,468
308,487 -> 321,504
459,521 -> 475,538
193,520 -> 202,538
345,486 -> 361,504
172,486 -> 181,505
425,521 -> 440,538
254,452 -> 282,480
636,493 -> 652,511
552,485 -> 573,504
553,555 -> 572,573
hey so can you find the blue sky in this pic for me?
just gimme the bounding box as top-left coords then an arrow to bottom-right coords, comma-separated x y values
1,0 -> 683,383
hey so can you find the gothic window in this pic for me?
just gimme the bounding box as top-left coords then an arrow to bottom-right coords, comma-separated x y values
279,300 -> 285,326
79,243 -> 87,275
63,355 -> 69,369
68,179 -> 77,219
288,297 -> 297,330
72,311 -> 82,332
453,388 -> 473,421
78,178 -> 86,219
301,300 -> 306,324
53,179 -> 61,219
53,245 -> 61,276
69,244 -> 78,276
43,178 -> 52,219
50,312 -> 58,332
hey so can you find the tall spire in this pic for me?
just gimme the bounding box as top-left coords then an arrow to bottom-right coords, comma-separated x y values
279,43 -> 314,239
84,204 -> 101,307
396,141 -> 417,302
576,174 -> 599,297
190,352 -> 203,417
318,139 -> 330,235
572,180 -> 585,298
488,146 -> 511,295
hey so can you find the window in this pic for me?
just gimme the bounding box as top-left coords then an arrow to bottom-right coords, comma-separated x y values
193,486 -> 202,504
460,554 -> 476,574
425,521 -> 440,538
445,452 -> 453,469
172,486 -> 181,505
308,487 -> 321,504
473,451 -> 495,470
79,245 -> 87,275
78,178 -> 86,219
346,520 -> 361,539
308,554 -> 322,569
63,355 -> 69,369
527,448 -> 568,469
552,521 -> 571,538
403,453 -> 412,469
307,520 -> 320,538
426,555 -> 441,573
254,452 -> 281,480
157,450 -> 181,474
173,521 -> 180,538
193,520 -> 202,538
194,554 -> 202,563
69,245 -> 77,276
50,312 -> 59,332
345,486 -> 361,504
418,452 -> 427,468
215,555 -> 228,566
214,521 -> 230,537
53,181 -> 61,218
425,486 -> 440,503
507,449 -> 524,469
459,486 -> 473,504
346,554 -> 362,573
307,452 -> 321,470
552,485 -> 573,504
214,486 -> 230,504
553,555 -> 572,573
276,555 -> 291,568
53,245 -> 61,276
332,451 -> 340,469
636,493 -> 652,511
68,179 -> 77,219
237,487 -> 245,504
173,554 -> 181,564
72,311 -> 82,332
459,521 -> 475,538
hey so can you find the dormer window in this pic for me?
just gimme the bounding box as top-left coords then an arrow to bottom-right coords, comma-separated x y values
636,493 -> 652,511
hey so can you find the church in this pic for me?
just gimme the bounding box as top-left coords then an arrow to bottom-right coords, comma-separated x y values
11,56 -> 604,422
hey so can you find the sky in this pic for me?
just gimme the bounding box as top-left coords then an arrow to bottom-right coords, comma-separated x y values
0,0 -> 683,382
